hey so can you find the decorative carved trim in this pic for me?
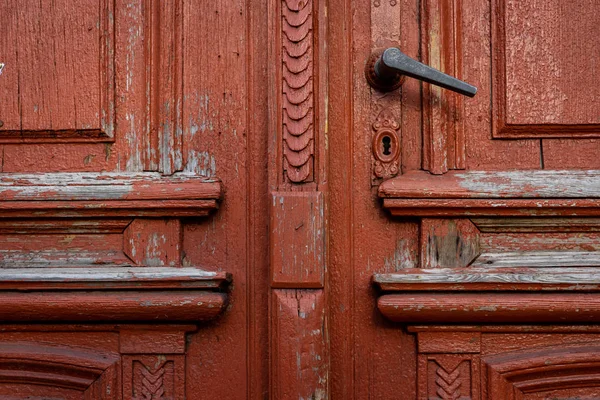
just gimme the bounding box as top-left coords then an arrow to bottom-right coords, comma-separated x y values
421,0 -> 466,174
435,363 -> 461,400
125,355 -> 184,400
420,355 -> 477,400
372,108 -> 401,180
484,345 -> 600,398
281,0 -> 315,183
0,342 -> 120,398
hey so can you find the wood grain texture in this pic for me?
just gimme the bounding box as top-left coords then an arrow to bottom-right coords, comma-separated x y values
0,0 -> 115,142
271,192 -> 324,288
472,217 -> 600,233
271,289 -> 328,400
0,267 -> 229,290
375,267 -> 600,292
420,218 -> 480,268
492,0 -> 600,138
378,293 -> 600,323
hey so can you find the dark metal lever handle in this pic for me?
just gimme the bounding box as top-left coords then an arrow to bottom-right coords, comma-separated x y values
369,48 -> 477,97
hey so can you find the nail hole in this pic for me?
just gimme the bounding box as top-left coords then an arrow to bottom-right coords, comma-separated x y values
382,135 -> 391,156
0,121 -> 4,128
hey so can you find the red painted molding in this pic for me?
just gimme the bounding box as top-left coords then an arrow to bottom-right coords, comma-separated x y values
379,170 -> 600,217
0,291 -> 227,322
0,172 -> 222,218
378,293 -> 600,324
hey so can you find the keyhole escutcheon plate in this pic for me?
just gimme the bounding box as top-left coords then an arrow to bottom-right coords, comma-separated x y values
372,128 -> 399,163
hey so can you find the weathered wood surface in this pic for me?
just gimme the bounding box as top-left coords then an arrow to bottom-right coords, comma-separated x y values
380,170 -> 600,199
378,293 -> 600,323
381,170 -> 600,215
271,290 -> 328,400
421,0 -> 467,174
124,219 -> 183,267
0,172 -> 221,217
0,0 -> 115,142
0,290 -> 227,322
472,217 -> 600,233
0,267 -> 229,290
375,267 -> 600,292
492,0 -> 600,138
0,172 -> 221,200
384,198 -> 600,217
271,192 -> 324,288
472,251 -> 600,268
420,219 -> 480,268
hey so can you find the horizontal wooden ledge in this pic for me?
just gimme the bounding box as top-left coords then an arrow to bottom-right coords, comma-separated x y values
379,170 -> 600,217
374,267 -> 600,292
0,291 -> 228,322
0,267 -> 231,290
378,293 -> 600,323
0,172 -> 222,217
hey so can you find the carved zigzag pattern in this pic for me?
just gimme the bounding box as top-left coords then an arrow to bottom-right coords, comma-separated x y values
133,361 -> 168,400
435,364 -> 462,400
282,0 -> 314,183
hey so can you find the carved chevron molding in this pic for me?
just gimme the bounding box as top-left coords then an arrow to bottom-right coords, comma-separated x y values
281,0 -> 315,183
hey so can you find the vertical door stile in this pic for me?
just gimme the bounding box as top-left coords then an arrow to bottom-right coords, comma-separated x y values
268,0 -> 329,397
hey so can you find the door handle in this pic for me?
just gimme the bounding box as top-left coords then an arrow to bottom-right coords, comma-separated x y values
366,48 -> 477,97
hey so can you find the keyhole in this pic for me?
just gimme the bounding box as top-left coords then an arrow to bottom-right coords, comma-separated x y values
382,135 -> 392,156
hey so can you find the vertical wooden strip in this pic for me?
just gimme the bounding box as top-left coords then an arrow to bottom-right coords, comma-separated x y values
100,0 -> 116,139
272,289 -> 328,400
0,0 -> 20,131
422,0 -> 465,174
270,0 -> 328,396
144,0 -> 184,174
116,0 -> 145,171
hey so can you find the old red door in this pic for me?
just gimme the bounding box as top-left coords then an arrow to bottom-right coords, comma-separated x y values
329,0 -> 600,398
0,0 -> 598,399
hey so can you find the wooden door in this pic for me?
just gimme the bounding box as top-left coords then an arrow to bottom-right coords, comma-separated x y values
327,0 -> 600,398
1,0 -> 599,399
